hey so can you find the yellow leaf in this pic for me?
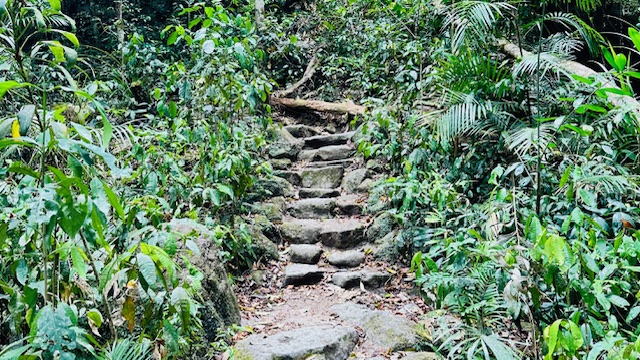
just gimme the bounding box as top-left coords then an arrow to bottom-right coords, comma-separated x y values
11,119 -> 21,141
123,296 -> 136,333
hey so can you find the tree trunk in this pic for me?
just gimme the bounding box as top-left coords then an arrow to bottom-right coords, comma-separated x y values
270,97 -> 366,115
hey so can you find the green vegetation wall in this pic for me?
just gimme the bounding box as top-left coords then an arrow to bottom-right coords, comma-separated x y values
63,0 -> 179,49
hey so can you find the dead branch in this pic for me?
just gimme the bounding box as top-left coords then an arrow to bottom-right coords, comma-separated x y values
275,53 -> 319,98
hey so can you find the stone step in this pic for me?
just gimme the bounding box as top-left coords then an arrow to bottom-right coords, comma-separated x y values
299,188 -> 341,199
331,269 -> 391,289
283,264 -> 324,285
301,166 -> 344,189
305,159 -> 354,169
284,124 -> 322,138
280,217 -> 368,249
299,144 -> 355,162
303,131 -> 355,149
289,244 -> 323,264
274,170 -> 301,186
286,195 -> 364,219
327,250 -> 365,268
235,325 -> 358,360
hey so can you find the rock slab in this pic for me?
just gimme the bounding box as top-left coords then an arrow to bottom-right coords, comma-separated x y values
290,244 -> 323,264
328,250 -> 365,268
283,264 -> 324,286
235,325 -> 358,360
331,303 -> 419,351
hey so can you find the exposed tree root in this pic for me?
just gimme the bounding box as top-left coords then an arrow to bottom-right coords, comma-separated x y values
270,97 -> 366,115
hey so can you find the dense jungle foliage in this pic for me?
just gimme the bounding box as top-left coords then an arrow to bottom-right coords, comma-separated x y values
2,0 -> 640,359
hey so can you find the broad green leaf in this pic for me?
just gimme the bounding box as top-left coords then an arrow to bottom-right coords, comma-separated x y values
579,189 -> 596,207
48,0 -> 61,10
609,294 -> 630,308
0,81 -> 30,100
71,247 -> 87,279
137,253 -> 157,287
16,259 -> 28,285
567,320 -> 584,351
626,306 -> 640,323
545,319 -> 562,358
102,181 -> 125,220
87,309 -> 103,327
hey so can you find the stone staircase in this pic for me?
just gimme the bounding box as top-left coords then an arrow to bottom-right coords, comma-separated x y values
267,122 -> 391,290
235,117 -> 437,360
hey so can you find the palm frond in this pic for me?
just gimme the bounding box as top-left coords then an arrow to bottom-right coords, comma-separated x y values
525,11 -> 604,56
98,338 -> 152,360
512,52 -> 574,81
506,123 -> 557,158
442,1 -> 516,52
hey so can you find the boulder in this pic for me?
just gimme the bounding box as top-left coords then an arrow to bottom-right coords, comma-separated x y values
301,167 -> 344,189
341,168 -> 367,193
290,244 -> 323,264
168,219 -> 241,341
357,178 -> 375,192
332,303 -> 419,351
366,212 -> 394,242
280,218 -> 368,249
372,230 -> 401,262
283,264 -> 324,285
268,128 -> 303,159
253,176 -> 295,199
235,325 -> 358,360
327,250 -> 365,268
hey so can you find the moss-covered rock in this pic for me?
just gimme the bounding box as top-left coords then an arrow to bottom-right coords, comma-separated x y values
168,219 -> 241,341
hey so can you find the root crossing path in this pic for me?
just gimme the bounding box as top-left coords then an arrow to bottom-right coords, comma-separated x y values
232,114 -> 438,360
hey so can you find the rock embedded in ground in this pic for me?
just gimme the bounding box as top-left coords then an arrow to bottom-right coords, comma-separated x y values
290,244 -> 323,264
268,128 -> 304,159
332,271 -> 362,289
234,325 -> 358,360
254,176 -> 295,199
285,124 -> 321,138
327,250 -> 365,268
334,194 -> 364,216
287,198 -> 335,219
360,269 -> 391,288
280,217 -> 368,248
341,168 -> 367,193
306,159 -> 353,169
299,188 -> 341,199
283,264 -> 325,286
357,178 -> 375,192
301,166 -> 344,189
366,212 -> 394,242
403,352 -> 441,360
332,303 -> 419,351
274,170 -> 302,186
304,131 -> 355,149
270,158 -> 292,170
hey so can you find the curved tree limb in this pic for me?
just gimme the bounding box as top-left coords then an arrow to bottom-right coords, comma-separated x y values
274,53 -> 319,98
